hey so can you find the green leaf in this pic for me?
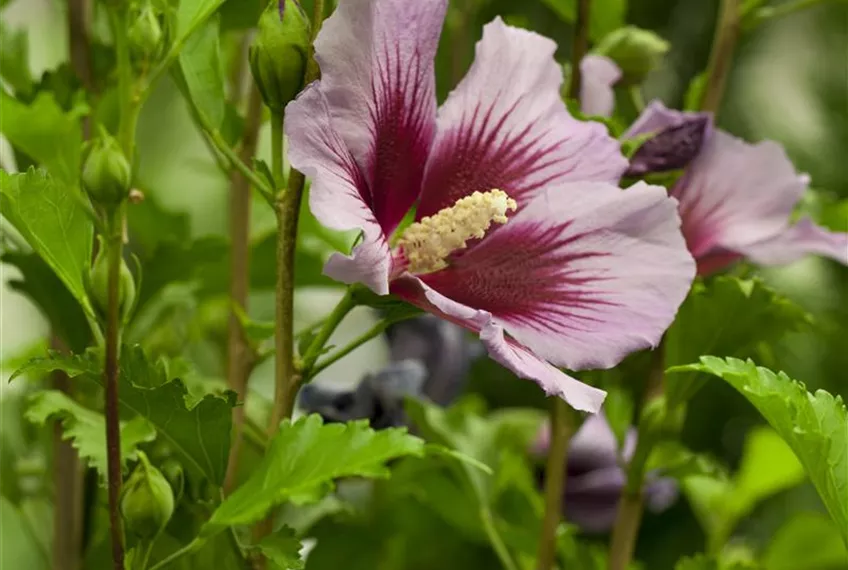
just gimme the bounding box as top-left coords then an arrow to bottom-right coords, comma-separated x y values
671,357 -> 848,545
0,169 -> 94,315
665,277 -> 810,406
177,16 -> 232,136
684,72 -> 708,111
202,415 -> 425,535
255,527 -> 304,570
732,427 -> 805,509
177,0 -> 228,44
647,442 -> 729,481
0,23 -> 33,96
675,554 -> 718,570
12,346 -> 235,485
539,0 -> 626,41
0,497 -> 48,570
25,390 -> 156,479
0,91 -> 86,183
763,513 -> 848,570
1,251 -> 92,352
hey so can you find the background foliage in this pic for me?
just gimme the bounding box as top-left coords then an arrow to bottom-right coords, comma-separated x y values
1,0 -> 847,569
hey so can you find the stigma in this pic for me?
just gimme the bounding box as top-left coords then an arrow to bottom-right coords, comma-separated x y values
398,189 -> 518,274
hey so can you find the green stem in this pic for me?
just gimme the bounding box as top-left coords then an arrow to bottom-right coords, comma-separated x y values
629,85 -> 646,113
148,538 -> 205,570
137,539 -> 155,570
308,321 -> 390,380
194,110 -> 274,200
299,287 -> 359,376
103,212 -> 126,570
269,110 -> 302,432
224,76 -> 264,495
567,0 -> 592,101
481,507 -> 520,570
700,0 -> 742,113
536,400 -> 574,570
607,345 -> 666,570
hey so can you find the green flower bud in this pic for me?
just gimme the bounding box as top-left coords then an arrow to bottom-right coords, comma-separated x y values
86,240 -> 137,322
249,0 -> 311,112
81,130 -> 131,207
594,26 -> 670,85
128,4 -> 165,63
120,452 -> 175,540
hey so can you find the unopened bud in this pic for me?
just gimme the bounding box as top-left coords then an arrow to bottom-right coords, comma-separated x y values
120,452 -> 175,540
249,0 -> 311,112
81,129 -> 131,207
594,26 -> 670,85
128,4 -> 165,63
86,240 -> 137,322
626,115 -> 710,177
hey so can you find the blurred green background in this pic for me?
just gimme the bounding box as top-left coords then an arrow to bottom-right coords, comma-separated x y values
1,0 -> 846,568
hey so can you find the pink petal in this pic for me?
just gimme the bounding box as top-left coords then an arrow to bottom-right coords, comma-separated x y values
419,182 -> 695,371
738,218 -> 848,266
580,55 -> 621,118
285,85 -> 392,294
624,99 -> 712,139
392,277 -> 607,412
313,0 -> 446,234
673,130 -> 809,261
416,18 -> 627,219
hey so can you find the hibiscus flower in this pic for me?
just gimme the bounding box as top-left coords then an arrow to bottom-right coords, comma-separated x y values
284,0 -> 695,412
624,102 -> 848,274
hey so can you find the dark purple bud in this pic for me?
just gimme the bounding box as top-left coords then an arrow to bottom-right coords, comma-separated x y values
625,116 -> 710,177
278,0 -> 285,19
533,414 -> 678,533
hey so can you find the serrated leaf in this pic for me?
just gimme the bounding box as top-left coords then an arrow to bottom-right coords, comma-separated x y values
0,169 -> 94,315
0,91 -> 86,183
255,527 -> 304,570
25,390 -> 156,479
671,357 -> 848,545
665,277 -> 809,406
12,346 -> 235,485
202,415 -> 425,535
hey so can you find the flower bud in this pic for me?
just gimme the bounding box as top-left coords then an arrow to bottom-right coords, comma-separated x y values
86,241 -> 137,322
625,115 -> 710,177
594,26 -> 670,85
120,452 -> 175,540
249,0 -> 311,112
128,3 -> 165,64
81,130 -> 131,207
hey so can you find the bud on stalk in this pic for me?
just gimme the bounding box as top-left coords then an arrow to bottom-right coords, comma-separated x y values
86,238 -> 137,323
128,2 -> 165,64
120,452 -> 175,540
81,129 -> 132,208
249,0 -> 311,112
594,26 -> 670,86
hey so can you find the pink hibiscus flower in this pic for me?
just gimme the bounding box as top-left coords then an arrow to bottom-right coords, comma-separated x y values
284,0 -> 695,412
626,102 -> 848,275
